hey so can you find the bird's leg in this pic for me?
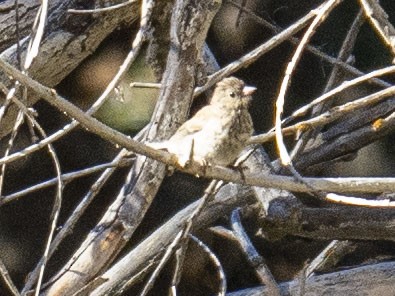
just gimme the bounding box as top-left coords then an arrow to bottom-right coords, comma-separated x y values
175,139 -> 210,177
194,158 -> 210,178
175,139 -> 195,168
199,159 -> 209,177
188,139 -> 195,164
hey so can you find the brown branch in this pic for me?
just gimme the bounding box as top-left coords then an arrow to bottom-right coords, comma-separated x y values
3,54 -> 395,198
3,59 -> 395,199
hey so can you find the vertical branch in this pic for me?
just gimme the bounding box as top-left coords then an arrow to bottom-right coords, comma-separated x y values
42,1 -> 221,295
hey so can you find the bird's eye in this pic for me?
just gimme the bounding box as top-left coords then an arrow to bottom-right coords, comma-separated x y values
229,91 -> 236,98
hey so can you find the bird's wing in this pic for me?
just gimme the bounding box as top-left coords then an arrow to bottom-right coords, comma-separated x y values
148,106 -> 217,149
171,106 -> 216,139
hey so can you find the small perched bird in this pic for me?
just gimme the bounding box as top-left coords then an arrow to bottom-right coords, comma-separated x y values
150,77 -> 256,167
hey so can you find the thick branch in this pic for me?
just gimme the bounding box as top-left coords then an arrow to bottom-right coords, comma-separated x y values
227,261 -> 395,296
260,197 -> 395,241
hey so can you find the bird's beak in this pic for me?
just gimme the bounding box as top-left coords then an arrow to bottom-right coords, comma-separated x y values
243,86 -> 257,96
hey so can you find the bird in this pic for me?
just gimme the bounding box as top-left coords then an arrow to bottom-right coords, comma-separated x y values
149,77 -> 256,168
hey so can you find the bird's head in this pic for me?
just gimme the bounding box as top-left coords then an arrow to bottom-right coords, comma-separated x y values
210,77 -> 256,109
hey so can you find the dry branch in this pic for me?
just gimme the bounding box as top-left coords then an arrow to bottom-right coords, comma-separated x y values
227,261 -> 395,296
260,198 -> 395,241
89,185 -> 257,295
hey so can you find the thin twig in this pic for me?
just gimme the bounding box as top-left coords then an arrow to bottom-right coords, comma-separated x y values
32,119 -> 62,296
0,257 -> 20,296
306,240 -> 356,277
194,1 -> 331,97
249,85 -> 395,144
226,0 -> 391,90
170,239 -> 189,296
290,9 -> 365,160
24,0 -> 48,70
294,108 -> 395,171
275,0 -> 342,167
4,91 -> 63,296
0,109 -> 24,196
325,192 -> 395,206
129,82 -> 161,88
139,231 -> 183,296
0,82 -> 14,125
0,156 -> 132,205
297,261 -> 309,296
189,234 -> 226,296
14,0 -> 22,69
285,64 -> 395,124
